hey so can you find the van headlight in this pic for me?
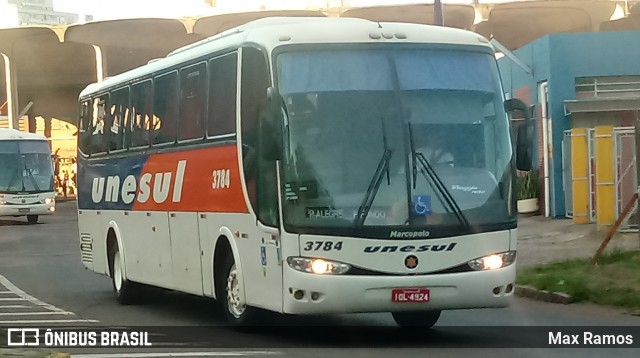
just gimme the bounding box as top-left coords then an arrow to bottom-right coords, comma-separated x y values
287,257 -> 351,275
468,251 -> 516,271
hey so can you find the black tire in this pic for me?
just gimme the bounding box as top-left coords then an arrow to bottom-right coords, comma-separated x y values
216,252 -> 260,328
27,215 -> 38,224
392,310 -> 442,328
109,242 -> 142,305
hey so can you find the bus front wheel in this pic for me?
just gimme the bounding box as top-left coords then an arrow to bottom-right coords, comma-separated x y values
27,215 -> 38,224
392,310 -> 441,328
217,253 -> 260,328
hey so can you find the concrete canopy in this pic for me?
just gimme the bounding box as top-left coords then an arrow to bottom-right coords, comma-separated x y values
600,3 -> 640,31
0,26 -> 95,122
565,97 -> 640,114
64,18 -> 204,77
1,3 -> 636,129
1,10 -> 329,127
340,4 -> 476,30
192,10 -> 326,37
478,1 -> 618,50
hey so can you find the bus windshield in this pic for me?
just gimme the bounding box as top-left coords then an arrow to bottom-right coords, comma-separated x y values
0,140 -> 54,194
276,46 -> 514,237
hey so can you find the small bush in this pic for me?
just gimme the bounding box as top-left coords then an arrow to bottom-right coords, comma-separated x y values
516,169 -> 539,200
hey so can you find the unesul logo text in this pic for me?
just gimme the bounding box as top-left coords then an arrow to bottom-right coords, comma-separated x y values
91,161 -> 186,204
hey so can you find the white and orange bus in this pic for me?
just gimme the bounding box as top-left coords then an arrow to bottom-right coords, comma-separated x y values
0,128 -> 56,224
77,17 -> 533,328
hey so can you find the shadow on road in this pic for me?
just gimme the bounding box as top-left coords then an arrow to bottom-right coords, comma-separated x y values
0,219 -> 32,226
105,288 -> 568,349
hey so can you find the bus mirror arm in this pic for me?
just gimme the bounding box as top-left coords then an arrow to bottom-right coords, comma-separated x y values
504,98 -> 533,172
260,88 -> 284,161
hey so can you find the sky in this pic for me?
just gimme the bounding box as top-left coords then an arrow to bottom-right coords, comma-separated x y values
52,0 -> 530,21
53,0 -> 211,20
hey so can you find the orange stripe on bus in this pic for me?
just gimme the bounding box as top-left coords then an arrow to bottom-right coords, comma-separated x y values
131,146 -> 248,213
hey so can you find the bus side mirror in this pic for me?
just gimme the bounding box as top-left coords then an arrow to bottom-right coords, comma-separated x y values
504,98 -> 533,172
261,87 -> 284,161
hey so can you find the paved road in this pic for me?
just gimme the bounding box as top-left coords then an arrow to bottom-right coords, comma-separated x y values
0,202 -> 638,357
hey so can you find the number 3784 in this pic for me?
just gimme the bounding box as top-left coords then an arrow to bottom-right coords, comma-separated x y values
303,241 -> 343,251
212,169 -> 231,189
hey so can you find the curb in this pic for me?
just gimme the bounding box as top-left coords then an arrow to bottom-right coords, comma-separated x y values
54,197 -> 76,203
0,349 -> 68,358
515,284 -> 573,304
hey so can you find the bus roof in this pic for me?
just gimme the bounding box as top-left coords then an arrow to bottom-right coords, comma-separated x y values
80,17 -> 493,98
0,128 -> 48,141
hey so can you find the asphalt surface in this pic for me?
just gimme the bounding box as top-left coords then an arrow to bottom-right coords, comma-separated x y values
0,201 -> 639,357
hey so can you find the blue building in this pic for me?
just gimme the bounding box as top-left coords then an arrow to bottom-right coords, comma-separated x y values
498,30 -> 640,218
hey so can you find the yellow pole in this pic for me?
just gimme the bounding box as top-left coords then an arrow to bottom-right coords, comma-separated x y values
571,128 -> 589,224
595,125 -> 615,231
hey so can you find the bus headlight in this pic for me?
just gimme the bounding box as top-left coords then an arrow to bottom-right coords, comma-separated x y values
41,198 -> 54,205
287,257 -> 351,275
0,195 -> 5,205
467,251 -> 516,271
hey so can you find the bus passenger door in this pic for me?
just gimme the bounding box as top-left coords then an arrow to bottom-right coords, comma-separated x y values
251,221 -> 283,310
243,162 -> 284,312
169,212 -> 203,295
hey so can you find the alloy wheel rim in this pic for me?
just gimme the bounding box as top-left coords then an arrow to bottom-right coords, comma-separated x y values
226,264 -> 246,318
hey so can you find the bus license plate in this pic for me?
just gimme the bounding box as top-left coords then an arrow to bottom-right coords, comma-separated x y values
391,288 -> 430,303
19,208 -> 30,213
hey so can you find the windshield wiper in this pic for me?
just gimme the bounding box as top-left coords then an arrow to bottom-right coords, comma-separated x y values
407,122 -> 469,228
354,119 -> 393,227
23,159 -> 40,192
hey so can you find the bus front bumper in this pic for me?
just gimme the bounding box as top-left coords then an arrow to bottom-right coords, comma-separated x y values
282,263 -> 516,315
0,203 -> 55,217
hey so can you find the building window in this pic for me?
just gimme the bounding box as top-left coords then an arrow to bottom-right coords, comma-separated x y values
576,76 -> 640,99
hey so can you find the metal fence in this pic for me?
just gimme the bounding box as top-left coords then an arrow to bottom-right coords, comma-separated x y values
562,126 -> 637,231
614,127 -> 638,232
588,128 -> 597,223
562,130 -> 573,218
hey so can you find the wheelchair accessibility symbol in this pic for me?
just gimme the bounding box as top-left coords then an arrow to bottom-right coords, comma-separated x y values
412,195 -> 432,216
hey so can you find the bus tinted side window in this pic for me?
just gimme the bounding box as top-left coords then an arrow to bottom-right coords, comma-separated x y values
153,72 -> 179,145
78,101 -> 91,155
109,87 -> 129,151
208,53 -> 238,137
90,95 -> 108,155
130,80 -> 152,148
179,63 -> 206,141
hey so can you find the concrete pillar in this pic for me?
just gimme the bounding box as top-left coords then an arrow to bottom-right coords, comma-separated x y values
27,107 -> 36,133
93,45 -> 105,82
43,116 -> 52,139
1,53 -> 19,130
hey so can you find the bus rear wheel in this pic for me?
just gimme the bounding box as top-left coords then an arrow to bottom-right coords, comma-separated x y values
392,310 -> 441,328
27,215 -> 38,224
217,253 -> 260,328
109,243 -> 141,305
